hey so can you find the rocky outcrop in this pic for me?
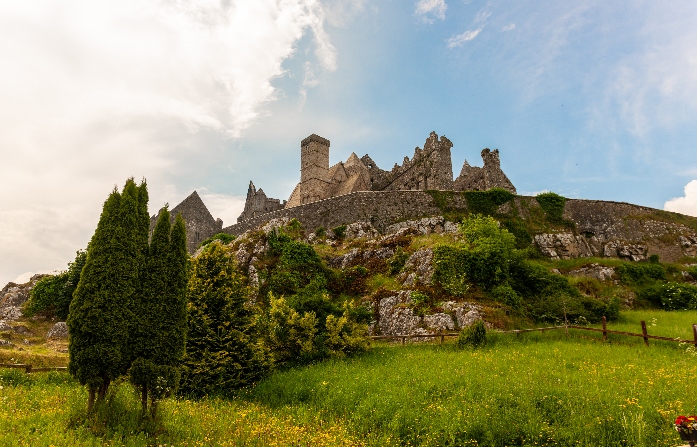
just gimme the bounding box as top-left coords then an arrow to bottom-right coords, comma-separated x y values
533,233 -> 595,260
343,221 -> 379,240
326,247 -> 395,269
0,320 -> 11,332
568,264 -> 616,281
375,291 -> 482,337
384,217 -> 458,236
603,241 -> 647,262
46,322 -> 69,339
680,236 -> 697,257
398,249 -> 434,286
0,274 -> 48,322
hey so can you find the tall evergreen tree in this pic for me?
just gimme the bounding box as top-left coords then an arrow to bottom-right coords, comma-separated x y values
67,178 -> 146,412
180,242 -> 266,397
130,209 -> 188,417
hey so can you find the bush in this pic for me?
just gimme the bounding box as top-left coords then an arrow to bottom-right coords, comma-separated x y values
324,301 -> 369,358
639,282 -> 697,310
615,263 -> 666,286
491,283 -> 524,310
198,232 -> 236,248
535,192 -> 566,223
267,240 -> 328,295
332,225 -> 347,239
24,249 -> 86,320
387,247 -> 409,275
258,294 -> 319,368
462,188 -> 515,216
457,320 -> 487,349
314,227 -> 326,238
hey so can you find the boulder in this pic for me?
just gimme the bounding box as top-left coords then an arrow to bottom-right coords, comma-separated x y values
0,339 -> 14,347
344,221 -> 379,240
12,324 -> 31,335
377,291 -> 421,336
46,322 -> 69,340
0,320 -> 11,332
603,241 -> 647,262
568,263 -> 616,281
423,313 -> 455,332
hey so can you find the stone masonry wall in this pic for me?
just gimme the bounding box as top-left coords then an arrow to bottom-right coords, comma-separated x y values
224,191 -> 697,262
224,190 -> 467,235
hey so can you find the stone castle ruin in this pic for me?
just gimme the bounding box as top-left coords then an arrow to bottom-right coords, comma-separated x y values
237,131 -> 516,223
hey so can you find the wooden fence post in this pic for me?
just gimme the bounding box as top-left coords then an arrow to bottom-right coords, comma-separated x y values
641,320 -> 649,346
602,316 -> 607,341
692,324 -> 697,351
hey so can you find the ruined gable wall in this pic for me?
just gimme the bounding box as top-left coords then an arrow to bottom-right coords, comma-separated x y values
363,132 -> 454,192
454,148 -> 516,193
151,191 -> 223,253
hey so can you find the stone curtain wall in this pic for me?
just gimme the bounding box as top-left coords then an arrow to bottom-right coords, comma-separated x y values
223,190 -> 468,235
224,191 -> 697,263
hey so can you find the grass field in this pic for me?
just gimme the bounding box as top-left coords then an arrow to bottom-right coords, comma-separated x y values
3,311 -> 697,446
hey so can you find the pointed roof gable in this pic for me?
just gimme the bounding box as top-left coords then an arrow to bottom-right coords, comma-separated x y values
171,190 -> 217,227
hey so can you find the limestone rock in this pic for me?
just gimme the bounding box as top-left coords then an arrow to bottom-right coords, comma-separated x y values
441,301 -> 483,329
344,221 -> 379,240
46,322 -> 69,339
603,241 -> 647,262
398,248 -> 434,286
0,320 -> 10,332
680,236 -> 697,257
377,291 -> 421,336
568,263 -> 616,281
423,313 -> 455,332
327,247 -> 395,270
534,233 -> 593,260
12,324 -> 31,335
0,274 -> 49,322
0,339 -> 13,347
260,217 -> 292,235
385,216 -> 458,236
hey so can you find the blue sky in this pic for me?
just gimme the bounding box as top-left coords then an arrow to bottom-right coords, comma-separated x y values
1,0 -> 697,286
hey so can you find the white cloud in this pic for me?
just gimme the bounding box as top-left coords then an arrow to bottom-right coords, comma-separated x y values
447,28 -> 482,48
502,23 -> 515,31
665,180 -> 697,217
0,0 -> 339,287
415,0 -> 447,23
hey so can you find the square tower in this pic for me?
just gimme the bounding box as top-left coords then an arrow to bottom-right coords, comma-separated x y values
300,134 -> 331,204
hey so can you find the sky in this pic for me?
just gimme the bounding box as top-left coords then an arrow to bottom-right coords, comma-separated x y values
2,0 -> 697,287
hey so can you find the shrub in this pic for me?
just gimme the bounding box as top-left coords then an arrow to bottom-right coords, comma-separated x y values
639,282 -> 697,310
324,301 -> 369,358
258,294 -> 319,368
267,240 -> 328,295
332,225 -> 347,239
198,232 -> 236,248
24,249 -> 86,320
387,246 -> 409,275
535,192 -> 566,223
615,263 -> 666,286
314,226 -> 326,238
180,243 -> 267,397
341,266 -> 369,295
491,283 -> 524,309
462,188 -> 515,216
457,320 -> 487,349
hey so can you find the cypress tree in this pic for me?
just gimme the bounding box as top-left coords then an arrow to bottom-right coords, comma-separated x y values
130,209 -> 188,418
67,178 -> 146,411
180,242 -> 265,397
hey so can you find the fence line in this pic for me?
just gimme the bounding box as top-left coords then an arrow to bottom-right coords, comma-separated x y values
369,319 -> 697,348
0,363 -> 67,373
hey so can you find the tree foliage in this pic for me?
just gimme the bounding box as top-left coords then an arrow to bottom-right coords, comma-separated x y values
180,243 -> 266,397
67,179 -> 147,410
24,250 -> 86,320
130,208 -> 188,417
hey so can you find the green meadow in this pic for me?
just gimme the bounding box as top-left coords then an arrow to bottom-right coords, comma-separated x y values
2,310 -> 697,447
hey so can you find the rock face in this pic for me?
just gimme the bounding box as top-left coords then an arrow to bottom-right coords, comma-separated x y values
534,232 -> 650,262
0,274 -> 48,322
375,291 -> 481,337
384,217 -> 459,236
0,320 -> 11,332
46,322 -> 69,339
344,221 -> 380,240
398,249 -> 435,286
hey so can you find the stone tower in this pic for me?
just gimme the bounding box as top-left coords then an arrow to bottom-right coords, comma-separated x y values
299,134 -> 331,204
